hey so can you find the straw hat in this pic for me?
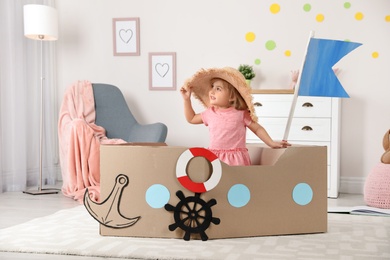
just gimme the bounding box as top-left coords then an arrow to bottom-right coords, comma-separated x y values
183,67 -> 258,122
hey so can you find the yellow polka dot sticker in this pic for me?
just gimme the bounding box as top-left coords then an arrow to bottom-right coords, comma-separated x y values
372,52 -> 379,59
270,3 -> 280,14
284,50 -> 292,57
316,14 -> 325,22
385,15 -> 390,22
355,12 -> 364,21
245,32 -> 256,42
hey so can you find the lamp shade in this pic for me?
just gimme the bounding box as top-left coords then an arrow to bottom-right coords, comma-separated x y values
23,4 -> 58,41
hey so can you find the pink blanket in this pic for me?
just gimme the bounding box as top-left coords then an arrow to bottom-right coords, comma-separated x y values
58,80 -> 126,203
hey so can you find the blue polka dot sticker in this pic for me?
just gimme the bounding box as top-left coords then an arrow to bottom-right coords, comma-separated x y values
292,183 -> 313,206
228,184 -> 251,208
145,184 -> 170,208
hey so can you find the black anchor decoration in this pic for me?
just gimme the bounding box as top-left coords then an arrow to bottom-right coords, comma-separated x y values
84,174 -> 140,229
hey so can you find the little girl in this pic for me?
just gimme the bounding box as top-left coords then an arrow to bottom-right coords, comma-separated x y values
181,67 -> 290,166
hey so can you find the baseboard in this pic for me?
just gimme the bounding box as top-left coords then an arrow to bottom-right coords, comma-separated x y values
339,176 -> 365,194
26,165 -> 62,187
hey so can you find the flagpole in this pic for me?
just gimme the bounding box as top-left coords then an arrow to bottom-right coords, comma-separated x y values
283,30 -> 315,141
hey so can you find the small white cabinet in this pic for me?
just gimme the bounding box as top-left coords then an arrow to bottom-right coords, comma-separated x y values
247,90 -> 340,198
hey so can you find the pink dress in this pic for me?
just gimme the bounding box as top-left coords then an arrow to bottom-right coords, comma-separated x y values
201,107 -> 253,166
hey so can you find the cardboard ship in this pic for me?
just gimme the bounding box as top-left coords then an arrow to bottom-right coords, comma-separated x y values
84,143 -> 327,241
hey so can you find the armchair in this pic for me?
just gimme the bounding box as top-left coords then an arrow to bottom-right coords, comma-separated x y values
59,81 -> 167,203
92,83 -> 167,143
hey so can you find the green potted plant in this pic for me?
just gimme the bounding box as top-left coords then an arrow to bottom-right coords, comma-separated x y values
238,64 -> 255,86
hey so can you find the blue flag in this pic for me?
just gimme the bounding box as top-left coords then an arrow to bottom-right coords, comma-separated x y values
298,38 -> 362,98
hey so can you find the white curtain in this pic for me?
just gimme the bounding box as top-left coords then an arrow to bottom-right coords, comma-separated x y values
0,0 -> 59,192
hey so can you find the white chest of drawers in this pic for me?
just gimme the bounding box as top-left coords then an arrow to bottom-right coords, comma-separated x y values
247,91 -> 341,198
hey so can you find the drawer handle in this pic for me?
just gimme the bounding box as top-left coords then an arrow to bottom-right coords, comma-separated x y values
254,102 -> 262,107
302,102 -> 313,107
301,126 -> 313,131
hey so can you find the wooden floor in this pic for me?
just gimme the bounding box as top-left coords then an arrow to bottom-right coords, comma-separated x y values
0,184 -> 366,259
0,187 -> 80,229
0,185 -> 124,259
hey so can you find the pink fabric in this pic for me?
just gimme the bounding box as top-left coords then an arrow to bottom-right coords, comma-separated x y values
58,80 -> 126,203
364,163 -> 390,209
209,148 -> 251,166
201,107 -> 252,166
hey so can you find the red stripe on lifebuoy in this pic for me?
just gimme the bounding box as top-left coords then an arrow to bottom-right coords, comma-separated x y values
189,147 -> 218,162
176,147 -> 222,193
177,176 -> 207,193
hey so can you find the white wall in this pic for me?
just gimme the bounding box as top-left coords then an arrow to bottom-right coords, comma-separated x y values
55,0 -> 390,194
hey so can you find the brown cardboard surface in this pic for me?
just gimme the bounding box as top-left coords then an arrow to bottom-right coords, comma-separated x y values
96,144 -> 327,240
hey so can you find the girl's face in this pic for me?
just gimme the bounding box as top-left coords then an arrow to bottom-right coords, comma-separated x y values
209,79 -> 232,109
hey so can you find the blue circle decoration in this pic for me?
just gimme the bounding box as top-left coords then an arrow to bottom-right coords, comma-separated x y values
292,183 -> 313,206
145,184 -> 170,208
227,184 -> 250,208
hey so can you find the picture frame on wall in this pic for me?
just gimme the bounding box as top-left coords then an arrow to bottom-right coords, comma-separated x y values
149,52 -> 176,91
113,17 -> 140,56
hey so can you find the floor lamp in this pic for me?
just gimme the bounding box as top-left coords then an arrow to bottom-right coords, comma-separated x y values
23,4 -> 59,195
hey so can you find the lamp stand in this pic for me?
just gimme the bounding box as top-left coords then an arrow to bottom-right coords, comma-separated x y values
23,36 -> 58,195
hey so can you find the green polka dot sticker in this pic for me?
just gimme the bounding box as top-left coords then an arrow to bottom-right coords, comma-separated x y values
344,2 -> 351,9
303,4 -> 311,12
265,40 -> 276,51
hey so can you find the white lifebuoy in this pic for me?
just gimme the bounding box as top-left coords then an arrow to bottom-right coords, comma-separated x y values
176,147 -> 222,193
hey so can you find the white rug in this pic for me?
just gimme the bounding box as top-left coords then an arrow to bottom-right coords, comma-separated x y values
0,206 -> 390,259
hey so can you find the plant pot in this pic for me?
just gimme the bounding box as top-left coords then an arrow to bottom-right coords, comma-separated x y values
245,79 -> 252,86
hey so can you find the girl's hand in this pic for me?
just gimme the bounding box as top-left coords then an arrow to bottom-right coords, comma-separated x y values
180,86 -> 191,100
291,70 -> 299,83
270,140 -> 291,149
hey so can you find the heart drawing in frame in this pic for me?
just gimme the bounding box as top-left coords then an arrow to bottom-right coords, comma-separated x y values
119,29 -> 133,43
155,63 -> 170,78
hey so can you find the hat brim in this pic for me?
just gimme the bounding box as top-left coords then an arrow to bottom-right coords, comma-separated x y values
184,67 -> 258,122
